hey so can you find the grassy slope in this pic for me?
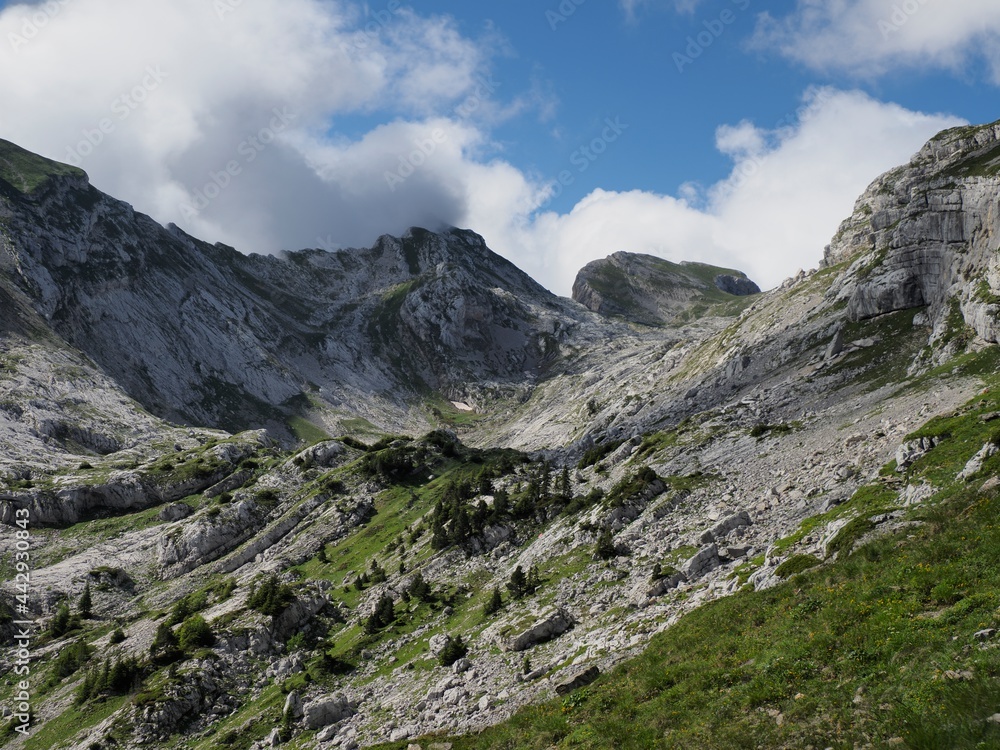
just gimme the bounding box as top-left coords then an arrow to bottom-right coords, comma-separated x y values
0,139 -> 85,194
372,353 -> 1000,750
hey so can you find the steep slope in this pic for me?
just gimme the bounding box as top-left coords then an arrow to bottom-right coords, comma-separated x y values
0,149 -> 618,438
573,252 -> 760,327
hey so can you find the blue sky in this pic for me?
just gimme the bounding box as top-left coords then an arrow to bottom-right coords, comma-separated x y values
0,0 -> 998,293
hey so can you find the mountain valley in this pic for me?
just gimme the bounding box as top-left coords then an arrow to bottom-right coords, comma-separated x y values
2,120 -> 1000,750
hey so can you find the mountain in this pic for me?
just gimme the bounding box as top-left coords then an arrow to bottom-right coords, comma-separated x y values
572,252 -> 760,326
0,138 -> 624,445
1,120 -> 1000,750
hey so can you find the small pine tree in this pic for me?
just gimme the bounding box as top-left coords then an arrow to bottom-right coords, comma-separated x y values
559,466 -> 572,503
540,460 -> 552,503
439,634 -> 468,667
76,667 -> 96,705
595,528 -> 617,560
482,586 -> 503,617
78,582 -> 92,619
376,594 -> 395,627
431,518 -> 450,550
369,559 -> 387,584
477,470 -> 494,497
408,572 -> 432,602
50,602 -> 72,637
150,622 -> 180,662
507,566 -> 528,600
279,705 -> 294,742
317,545 -> 329,563
177,615 -> 215,652
492,487 -> 509,518
526,564 -> 541,595
450,504 -> 472,545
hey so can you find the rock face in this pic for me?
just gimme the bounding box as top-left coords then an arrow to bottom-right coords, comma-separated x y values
824,123 -> 1000,349
682,544 -> 721,580
699,511 -> 752,544
0,143 -> 614,437
572,252 -> 760,326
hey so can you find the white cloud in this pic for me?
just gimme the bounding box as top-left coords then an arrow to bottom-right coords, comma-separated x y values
474,88 -> 964,295
620,0 -> 704,22
0,1 -> 967,302
0,0 -> 495,252
752,0 -> 1000,82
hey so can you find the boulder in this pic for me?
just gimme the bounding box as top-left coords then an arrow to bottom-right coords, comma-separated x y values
505,608 -> 574,652
646,571 -> 687,598
283,690 -> 303,719
429,634 -> 450,656
554,665 -> 601,696
699,511 -> 751,543
302,694 -> 353,730
293,440 -> 347,468
681,544 -> 720,580
895,437 -> 939,471
958,443 -> 998,481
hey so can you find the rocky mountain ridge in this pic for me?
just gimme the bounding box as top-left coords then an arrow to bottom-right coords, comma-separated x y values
0,140 -> 625,447
1,119 -> 1000,749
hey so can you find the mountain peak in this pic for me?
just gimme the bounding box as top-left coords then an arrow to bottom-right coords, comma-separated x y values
572,251 -> 760,326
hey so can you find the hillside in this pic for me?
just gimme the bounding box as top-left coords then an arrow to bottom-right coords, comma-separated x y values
572,253 -> 760,327
1,119 -> 1000,750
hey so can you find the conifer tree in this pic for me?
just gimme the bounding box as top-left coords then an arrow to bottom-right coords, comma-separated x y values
483,586 -> 503,617
507,565 -> 528,600
78,582 -> 92,619
559,466 -> 572,503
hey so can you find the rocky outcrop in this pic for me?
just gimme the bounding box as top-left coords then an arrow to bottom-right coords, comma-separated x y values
714,274 -> 761,296
895,437 -> 940,472
958,442 -> 998,481
825,122 -> 1000,347
646,570 -> 688,598
699,511 -> 752,544
572,252 -> 759,326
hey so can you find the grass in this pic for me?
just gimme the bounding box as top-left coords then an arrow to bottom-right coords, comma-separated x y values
0,138 -> 86,194
823,308 -> 927,390
773,554 -> 821,579
371,479 -> 1000,750
429,397 -> 487,429
286,415 -> 331,445
21,694 -> 128,750
941,140 -> 1000,179
32,502 -> 177,568
188,683 -> 285,750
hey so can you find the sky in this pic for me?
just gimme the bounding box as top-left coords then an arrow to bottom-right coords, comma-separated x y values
0,0 -> 997,295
